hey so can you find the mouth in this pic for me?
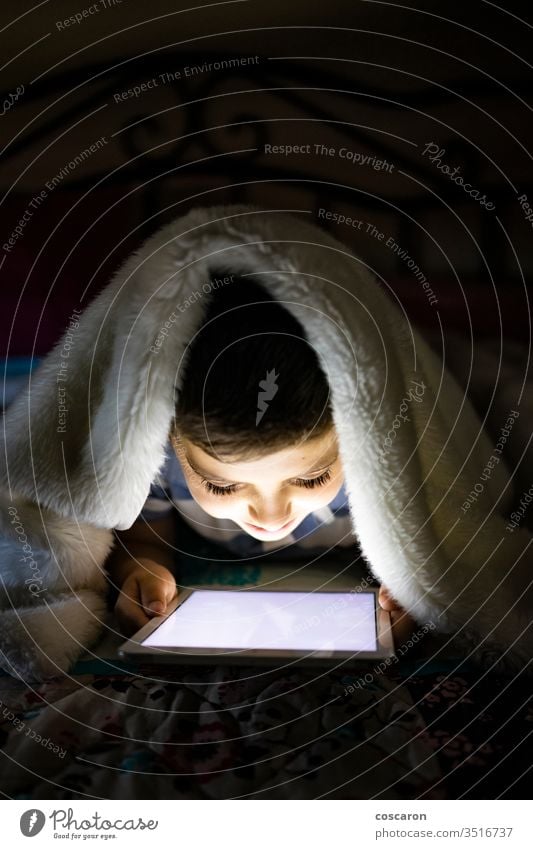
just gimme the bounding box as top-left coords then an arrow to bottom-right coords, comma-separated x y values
243,517 -> 297,536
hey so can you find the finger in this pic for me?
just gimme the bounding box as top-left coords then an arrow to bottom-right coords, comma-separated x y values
390,609 -> 415,645
139,574 -> 177,616
378,585 -> 399,611
161,573 -> 179,605
115,593 -> 150,637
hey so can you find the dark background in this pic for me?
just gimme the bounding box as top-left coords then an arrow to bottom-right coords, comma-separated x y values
1,0 -> 532,356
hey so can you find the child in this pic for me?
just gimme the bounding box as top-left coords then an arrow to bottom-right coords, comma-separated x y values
106,274 -> 414,642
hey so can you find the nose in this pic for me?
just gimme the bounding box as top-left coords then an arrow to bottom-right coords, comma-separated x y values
248,497 -> 292,531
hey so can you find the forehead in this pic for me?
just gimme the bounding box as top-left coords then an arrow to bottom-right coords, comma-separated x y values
180,428 -> 339,480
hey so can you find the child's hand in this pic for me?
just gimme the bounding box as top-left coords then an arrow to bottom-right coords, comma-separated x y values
378,584 -> 416,648
114,561 -> 178,637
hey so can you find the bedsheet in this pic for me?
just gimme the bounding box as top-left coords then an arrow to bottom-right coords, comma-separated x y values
1,646 -> 530,799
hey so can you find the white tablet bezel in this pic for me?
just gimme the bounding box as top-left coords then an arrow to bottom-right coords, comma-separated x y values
117,586 -> 396,668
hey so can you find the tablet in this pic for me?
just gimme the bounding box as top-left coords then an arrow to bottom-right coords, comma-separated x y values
118,587 -> 395,668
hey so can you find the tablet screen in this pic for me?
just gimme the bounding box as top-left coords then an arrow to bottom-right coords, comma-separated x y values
141,590 -> 377,652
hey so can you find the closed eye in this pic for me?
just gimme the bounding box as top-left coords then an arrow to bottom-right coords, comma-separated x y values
200,468 -> 332,497
201,480 -> 239,496
293,469 -> 332,489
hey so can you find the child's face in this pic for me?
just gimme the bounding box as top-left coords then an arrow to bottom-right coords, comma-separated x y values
171,427 -> 344,541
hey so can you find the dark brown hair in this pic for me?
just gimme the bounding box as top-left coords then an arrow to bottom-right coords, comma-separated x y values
171,272 -> 333,460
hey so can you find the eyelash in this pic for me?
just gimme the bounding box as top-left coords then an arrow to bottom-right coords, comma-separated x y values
200,469 -> 332,497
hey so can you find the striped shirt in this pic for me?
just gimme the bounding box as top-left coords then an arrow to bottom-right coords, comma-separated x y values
140,440 -> 357,559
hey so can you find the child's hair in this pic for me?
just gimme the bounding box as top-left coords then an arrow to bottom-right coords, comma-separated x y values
171,271 -> 333,460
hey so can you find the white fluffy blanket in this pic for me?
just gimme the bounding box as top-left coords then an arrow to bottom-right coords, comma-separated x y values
1,204 -> 531,681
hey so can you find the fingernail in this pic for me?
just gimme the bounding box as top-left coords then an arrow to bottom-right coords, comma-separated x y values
147,601 -> 164,614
